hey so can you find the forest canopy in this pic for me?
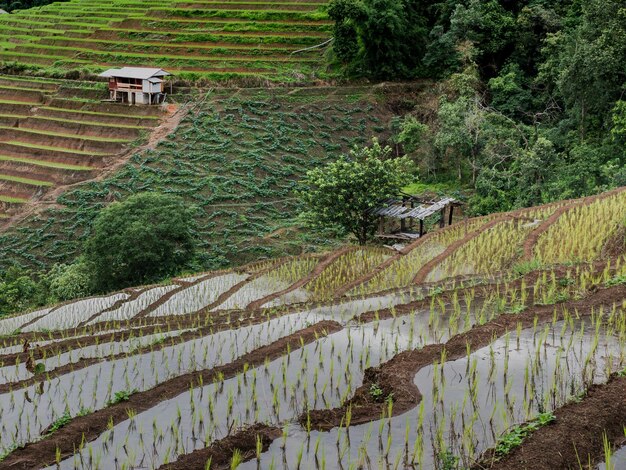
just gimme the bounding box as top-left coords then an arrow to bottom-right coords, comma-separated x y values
0,0 -> 67,12
330,0 -> 626,213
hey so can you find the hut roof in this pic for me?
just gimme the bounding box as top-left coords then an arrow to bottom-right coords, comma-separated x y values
99,67 -> 170,80
371,197 -> 457,220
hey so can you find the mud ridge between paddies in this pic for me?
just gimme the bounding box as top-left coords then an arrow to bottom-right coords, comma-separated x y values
303,283 -> 626,431
0,320 -> 341,470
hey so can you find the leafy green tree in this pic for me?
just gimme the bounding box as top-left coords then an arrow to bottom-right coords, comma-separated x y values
430,60 -> 484,182
299,139 -> 414,245
328,0 -> 430,78
448,0 -> 516,75
488,63 -> 535,120
395,116 -> 435,176
0,266 -> 39,316
538,0 -> 626,135
327,0 -> 363,64
84,193 -> 199,291
397,116 -> 429,154
47,262 -> 92,301
611,101 -> 626,143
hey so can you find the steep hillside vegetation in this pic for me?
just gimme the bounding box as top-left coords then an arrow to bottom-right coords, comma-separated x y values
0,83 -> 429,270
0,0 -> 331,80
0,187 -> 624,469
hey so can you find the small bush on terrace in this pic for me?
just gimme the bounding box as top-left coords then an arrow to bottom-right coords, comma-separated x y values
84,192 -> 199,292
46,262 -> 92,301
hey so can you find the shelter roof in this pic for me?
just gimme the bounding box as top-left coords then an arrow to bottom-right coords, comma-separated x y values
99,67 -> 170,80
371,197 -> 458,220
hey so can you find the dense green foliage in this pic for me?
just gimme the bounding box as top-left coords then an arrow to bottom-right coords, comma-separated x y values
300,140 -> 414,244
0,89 -> 395,273
331,0 -> 626,213
0,263 -> 92,316
84,193 -> 198,292
0,266 -> 40,316
0,0 -> 67,13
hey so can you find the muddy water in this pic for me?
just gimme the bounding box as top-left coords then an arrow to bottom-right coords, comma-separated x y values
0,311 -> 326,454
0,330 -> 188,385
304,289 -> 427,324
0,324 -> 175,358
148,273 -> 248,317
212,275 -> 307,310
245,318 -> 624,470
22,294 -> 129,332
54,305 -> 480,469
0,307 -> 51,335
598,445 -> 626,469
89,285 -> 180,324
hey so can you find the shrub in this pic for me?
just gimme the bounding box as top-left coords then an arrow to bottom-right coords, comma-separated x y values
84,192 -> 199,292
47,262 -> 92,301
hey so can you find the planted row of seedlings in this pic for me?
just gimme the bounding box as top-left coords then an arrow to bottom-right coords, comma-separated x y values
0,253 -> 608,462
251,306 -> 625,469
0,308 -> 334,454
3,248 -> 620,464
17,258 -> 616,468
47,292 -> 494,468
534,189 -> 626,264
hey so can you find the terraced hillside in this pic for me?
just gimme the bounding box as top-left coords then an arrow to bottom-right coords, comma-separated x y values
0,83 -> 428,270
0,0 -> 331,80
0,187 -> 625,469
0,74 -> 164,219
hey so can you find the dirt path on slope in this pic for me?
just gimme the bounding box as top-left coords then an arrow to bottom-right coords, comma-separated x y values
158,424 -> 281,470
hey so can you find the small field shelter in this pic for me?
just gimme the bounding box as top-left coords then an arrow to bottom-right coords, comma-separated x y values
100,67 -> 171,105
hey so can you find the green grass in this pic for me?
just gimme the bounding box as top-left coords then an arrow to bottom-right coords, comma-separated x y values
29,115 -> 152,130
0,84 -> 52,93
0,174 -> 53,187
403,180 -> 465,195
0,195 -> 29,203
0,113 -> 29,119
0,99 -> 40,106
30,44 -> 320,62
0,0 -> 331,80
494,413 -> 556,458
0,126 -> 133,143
3,141 -> 114,156
0,74 -> 61,85
0,154 -> 93,171
40,106 -> 161,120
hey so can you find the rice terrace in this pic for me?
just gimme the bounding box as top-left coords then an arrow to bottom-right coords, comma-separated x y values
0,0 -> 624,469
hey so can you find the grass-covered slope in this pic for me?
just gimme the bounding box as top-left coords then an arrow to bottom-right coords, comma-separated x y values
0,83 -> 428,271
0,74 -> 163,217
0,0 -> 332,80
